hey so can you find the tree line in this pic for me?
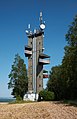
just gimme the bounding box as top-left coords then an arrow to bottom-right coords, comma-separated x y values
47,15 -> 77,100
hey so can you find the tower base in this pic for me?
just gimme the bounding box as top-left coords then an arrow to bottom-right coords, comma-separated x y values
24,93 -> 38,101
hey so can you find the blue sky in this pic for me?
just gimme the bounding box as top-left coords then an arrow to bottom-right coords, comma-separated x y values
0,0 -> 77,97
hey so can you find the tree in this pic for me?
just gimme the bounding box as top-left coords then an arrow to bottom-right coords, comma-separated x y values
62,15 -> 77,99
47,15 -> 77,100
66,15 -> 77,47
62,47 -> 77,99
38,90 -> 55,101
47,66 -> 66,100
8,54 -> 28,100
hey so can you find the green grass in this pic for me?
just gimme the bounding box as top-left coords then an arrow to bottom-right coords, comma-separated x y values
63,100 -> 77,106
9,100 -> 34,104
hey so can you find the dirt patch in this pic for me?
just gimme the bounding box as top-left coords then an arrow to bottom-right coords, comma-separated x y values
0,102 -> 77,119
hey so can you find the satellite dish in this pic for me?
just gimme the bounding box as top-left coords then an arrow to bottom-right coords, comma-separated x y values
25,30 -> 29,34
40,23 -> 45,30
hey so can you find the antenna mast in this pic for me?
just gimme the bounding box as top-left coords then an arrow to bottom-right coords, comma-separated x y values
40,12 -> 45,30
40,12 -> 43,24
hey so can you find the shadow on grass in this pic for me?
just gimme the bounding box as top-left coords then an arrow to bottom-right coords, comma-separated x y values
53,100 -> 77,107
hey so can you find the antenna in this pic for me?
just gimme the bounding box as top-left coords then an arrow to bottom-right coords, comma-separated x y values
28,24 -> 31,29
40,12 -> 43,24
